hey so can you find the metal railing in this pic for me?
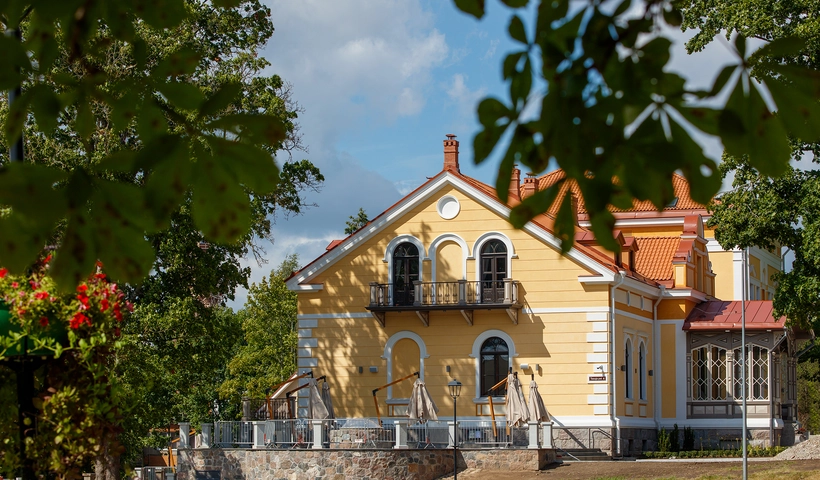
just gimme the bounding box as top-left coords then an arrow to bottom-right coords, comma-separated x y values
456,419 -> 528,448
248,397 -> 296,420
200,419 -> 546,450
140,467 -> 172,480
407,420 -> 450,448
330,418 -> 394,448
214,421 -> 253,448
264,419 -> 314,448
369,279 -> 519,307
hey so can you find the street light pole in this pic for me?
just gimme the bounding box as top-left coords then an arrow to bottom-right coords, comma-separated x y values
448,379 -> 462,480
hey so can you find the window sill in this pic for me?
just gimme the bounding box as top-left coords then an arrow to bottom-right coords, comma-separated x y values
473,397 -> 506,404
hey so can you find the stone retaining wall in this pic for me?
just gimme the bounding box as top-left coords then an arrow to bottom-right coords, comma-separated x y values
176,448 -> 556,480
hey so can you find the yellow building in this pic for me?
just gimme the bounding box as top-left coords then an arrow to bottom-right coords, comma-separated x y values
286,135 -> 811,454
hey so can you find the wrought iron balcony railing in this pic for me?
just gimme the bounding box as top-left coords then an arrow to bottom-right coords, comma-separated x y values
367,279 -> 520,326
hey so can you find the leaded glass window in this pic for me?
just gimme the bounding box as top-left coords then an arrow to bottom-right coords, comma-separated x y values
691,345 -> 727,401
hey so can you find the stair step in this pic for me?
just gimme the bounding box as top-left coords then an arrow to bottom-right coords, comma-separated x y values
558,449 -> 612,461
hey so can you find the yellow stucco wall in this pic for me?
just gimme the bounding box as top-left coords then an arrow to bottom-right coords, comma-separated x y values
296,184 -> 617,419
613,307 -> 654,419
710,250 -> 735,301
660,323 -> 677,418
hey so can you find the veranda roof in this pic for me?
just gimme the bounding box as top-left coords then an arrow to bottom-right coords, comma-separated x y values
683,301 -> 786,331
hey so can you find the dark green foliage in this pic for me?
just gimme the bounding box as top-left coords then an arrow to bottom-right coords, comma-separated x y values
344,208 -> 369,235
683,426 -> 695,451
219,255 -> 299,404
453,0 -> 819,254
671,424 -> 681,452
0,0 -> 325,290
798,358 -> 820,434
679,0 -> 820,332
657,427 -> 671,453
644,446 -> 785,458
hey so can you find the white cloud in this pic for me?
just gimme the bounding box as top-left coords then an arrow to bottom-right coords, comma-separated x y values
482,39 -> 500,60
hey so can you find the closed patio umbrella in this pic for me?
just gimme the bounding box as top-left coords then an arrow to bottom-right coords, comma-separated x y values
308,378 -> 329,419
505,373 -> 530,428
528,379 -> 550,422
407,378 -> 439,423
321,380 -> 335,419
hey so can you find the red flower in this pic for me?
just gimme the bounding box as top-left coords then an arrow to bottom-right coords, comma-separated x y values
34,291 -> 49,300
29,280 -> 40,290
114,310 -> 123,322
43,254 -> 52,264
100,299 -> 110,312
70,312 -> 91,329
125,301 -> 134,313
0,268 -> 7,278
95,273 -> 106,279
76,284 -> 88,293
11,282 -> 18,289
39,317 -> 49,327
114,327 -> 121,337
17,308 -> 26,316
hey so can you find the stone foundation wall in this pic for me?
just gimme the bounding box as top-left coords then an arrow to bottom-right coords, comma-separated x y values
176,448 -> 555,480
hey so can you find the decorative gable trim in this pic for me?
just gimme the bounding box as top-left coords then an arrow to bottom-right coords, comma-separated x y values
287,172 -> 619,290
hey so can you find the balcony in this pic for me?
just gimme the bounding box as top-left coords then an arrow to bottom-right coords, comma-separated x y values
367,279 -> 521,327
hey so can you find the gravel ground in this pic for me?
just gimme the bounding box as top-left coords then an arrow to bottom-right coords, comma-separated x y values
777,435 -> 820,460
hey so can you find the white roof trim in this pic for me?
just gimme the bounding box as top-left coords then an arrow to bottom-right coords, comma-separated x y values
286,172 -> 619,290
664,288 -> 708,302
293,284 -> 323,291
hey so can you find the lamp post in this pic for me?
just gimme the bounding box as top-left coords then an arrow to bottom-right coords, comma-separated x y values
448,379 -> 462,480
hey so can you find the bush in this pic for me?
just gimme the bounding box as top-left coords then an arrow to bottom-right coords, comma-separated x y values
671,424 -> 680,452
644,447 -> 786,459
657,427 -> 671,453
683,426 -> 695,451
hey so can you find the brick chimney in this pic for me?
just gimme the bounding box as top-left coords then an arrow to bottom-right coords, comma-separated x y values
522,172 -> 537,198
443,134 -> 459,172
508,166 -> 521,201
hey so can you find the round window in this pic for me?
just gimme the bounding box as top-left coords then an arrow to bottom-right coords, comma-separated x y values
437,195 -> 460,220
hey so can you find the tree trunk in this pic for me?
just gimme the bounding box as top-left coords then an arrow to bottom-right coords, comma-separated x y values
94,430 -> 120,480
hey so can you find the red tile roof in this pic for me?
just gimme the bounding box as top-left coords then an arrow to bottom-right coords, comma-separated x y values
633,237 -> 679,281
531,171 -> 706,214
683,301 -> 786,331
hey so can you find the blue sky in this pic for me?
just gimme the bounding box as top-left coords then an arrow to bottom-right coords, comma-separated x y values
230,0 -> 735,308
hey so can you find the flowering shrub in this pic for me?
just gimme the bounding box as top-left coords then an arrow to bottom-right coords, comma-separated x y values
0,259 -> 132,476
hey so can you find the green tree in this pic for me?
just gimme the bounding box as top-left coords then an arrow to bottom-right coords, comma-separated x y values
453,0 -> 820,253
0,0 -> 303,288
219,255 -> 299,403
1,0 -> 323,476
797,358 -> 820,434
676,0 -> 820,329
344,207 -> 369,235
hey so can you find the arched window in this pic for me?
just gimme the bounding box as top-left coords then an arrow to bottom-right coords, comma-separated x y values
480,240 -> 507,303
392,242 -> 419,306
625,338 -> 633,399
639,342 -> 647,401
480,337 -> 509,396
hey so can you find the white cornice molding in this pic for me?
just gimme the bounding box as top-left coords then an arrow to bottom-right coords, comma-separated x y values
664,288 -> 708,302
293,284 -> 323,291
287,171 -> 618,290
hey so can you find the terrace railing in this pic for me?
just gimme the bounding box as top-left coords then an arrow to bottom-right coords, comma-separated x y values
368,279 -> 521,326
198,419 -> 552,450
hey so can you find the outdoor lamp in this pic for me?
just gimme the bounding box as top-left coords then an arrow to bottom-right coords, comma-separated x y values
448,379 -> 462,399
448,379 -> 462,480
